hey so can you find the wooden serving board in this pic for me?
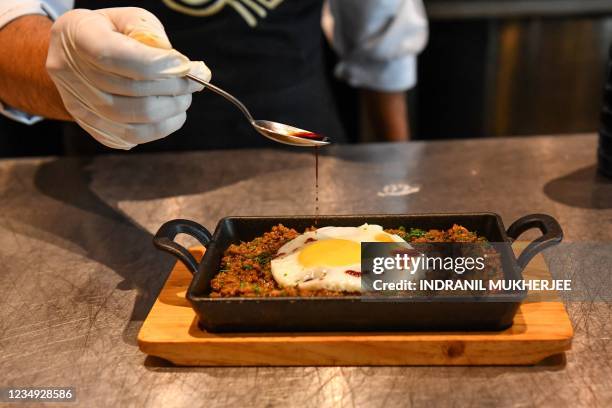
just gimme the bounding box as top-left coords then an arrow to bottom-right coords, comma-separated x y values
138,244 -> 573,366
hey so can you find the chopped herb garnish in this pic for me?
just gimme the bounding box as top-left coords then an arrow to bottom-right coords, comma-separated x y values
407,228 -> 426,238
253,253 -> 272,265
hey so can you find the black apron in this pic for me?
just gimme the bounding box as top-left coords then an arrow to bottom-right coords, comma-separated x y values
65,0 -> 346,153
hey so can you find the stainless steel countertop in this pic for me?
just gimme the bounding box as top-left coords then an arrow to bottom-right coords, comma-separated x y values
0,134 -> 610,407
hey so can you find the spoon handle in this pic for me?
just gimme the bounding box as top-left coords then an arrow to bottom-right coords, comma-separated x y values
186,74 -> 255,123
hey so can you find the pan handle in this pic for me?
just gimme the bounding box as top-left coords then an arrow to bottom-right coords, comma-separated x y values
506,214 -> 563,270
153,219 -> 213,275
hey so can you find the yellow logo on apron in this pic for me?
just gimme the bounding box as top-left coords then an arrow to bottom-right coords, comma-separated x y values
162,0 -> 284,27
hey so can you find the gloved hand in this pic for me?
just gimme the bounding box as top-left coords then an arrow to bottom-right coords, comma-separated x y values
46,7 -> 210,149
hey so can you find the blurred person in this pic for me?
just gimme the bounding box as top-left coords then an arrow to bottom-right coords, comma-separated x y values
0,0 -> 427,153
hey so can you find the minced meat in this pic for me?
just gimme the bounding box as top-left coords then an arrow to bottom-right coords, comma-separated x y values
210,224 -> 497,297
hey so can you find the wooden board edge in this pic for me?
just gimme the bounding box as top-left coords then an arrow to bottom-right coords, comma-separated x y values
139,338 -> 572,367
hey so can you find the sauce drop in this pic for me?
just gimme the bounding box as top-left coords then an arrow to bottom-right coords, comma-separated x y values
345,270 -> 362,277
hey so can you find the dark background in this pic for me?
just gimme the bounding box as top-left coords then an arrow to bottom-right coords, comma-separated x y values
2,0 -> 612,156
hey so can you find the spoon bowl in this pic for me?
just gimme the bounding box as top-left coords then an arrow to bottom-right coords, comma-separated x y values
186,74 -> 329,148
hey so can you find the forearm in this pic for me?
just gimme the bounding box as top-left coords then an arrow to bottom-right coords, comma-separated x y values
0,15 -> 71,120
360,89 -> 410,141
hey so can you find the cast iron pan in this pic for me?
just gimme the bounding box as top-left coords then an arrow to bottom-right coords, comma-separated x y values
153,213 -> 563,332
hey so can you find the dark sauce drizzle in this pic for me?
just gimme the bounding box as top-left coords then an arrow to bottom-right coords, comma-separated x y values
314,145 -> 319,227
290,130 -> 325,229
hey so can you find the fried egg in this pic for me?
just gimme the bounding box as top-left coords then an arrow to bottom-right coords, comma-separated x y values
270,224 -> 405,292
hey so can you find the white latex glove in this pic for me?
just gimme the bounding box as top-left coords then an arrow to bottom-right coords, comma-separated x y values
46,7 -> 211,149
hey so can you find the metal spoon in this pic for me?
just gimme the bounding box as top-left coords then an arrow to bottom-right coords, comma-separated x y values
186,74 -> 330,147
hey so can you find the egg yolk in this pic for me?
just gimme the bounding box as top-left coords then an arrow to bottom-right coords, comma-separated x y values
298,239 -> 361,267
375,233 -> 395,242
